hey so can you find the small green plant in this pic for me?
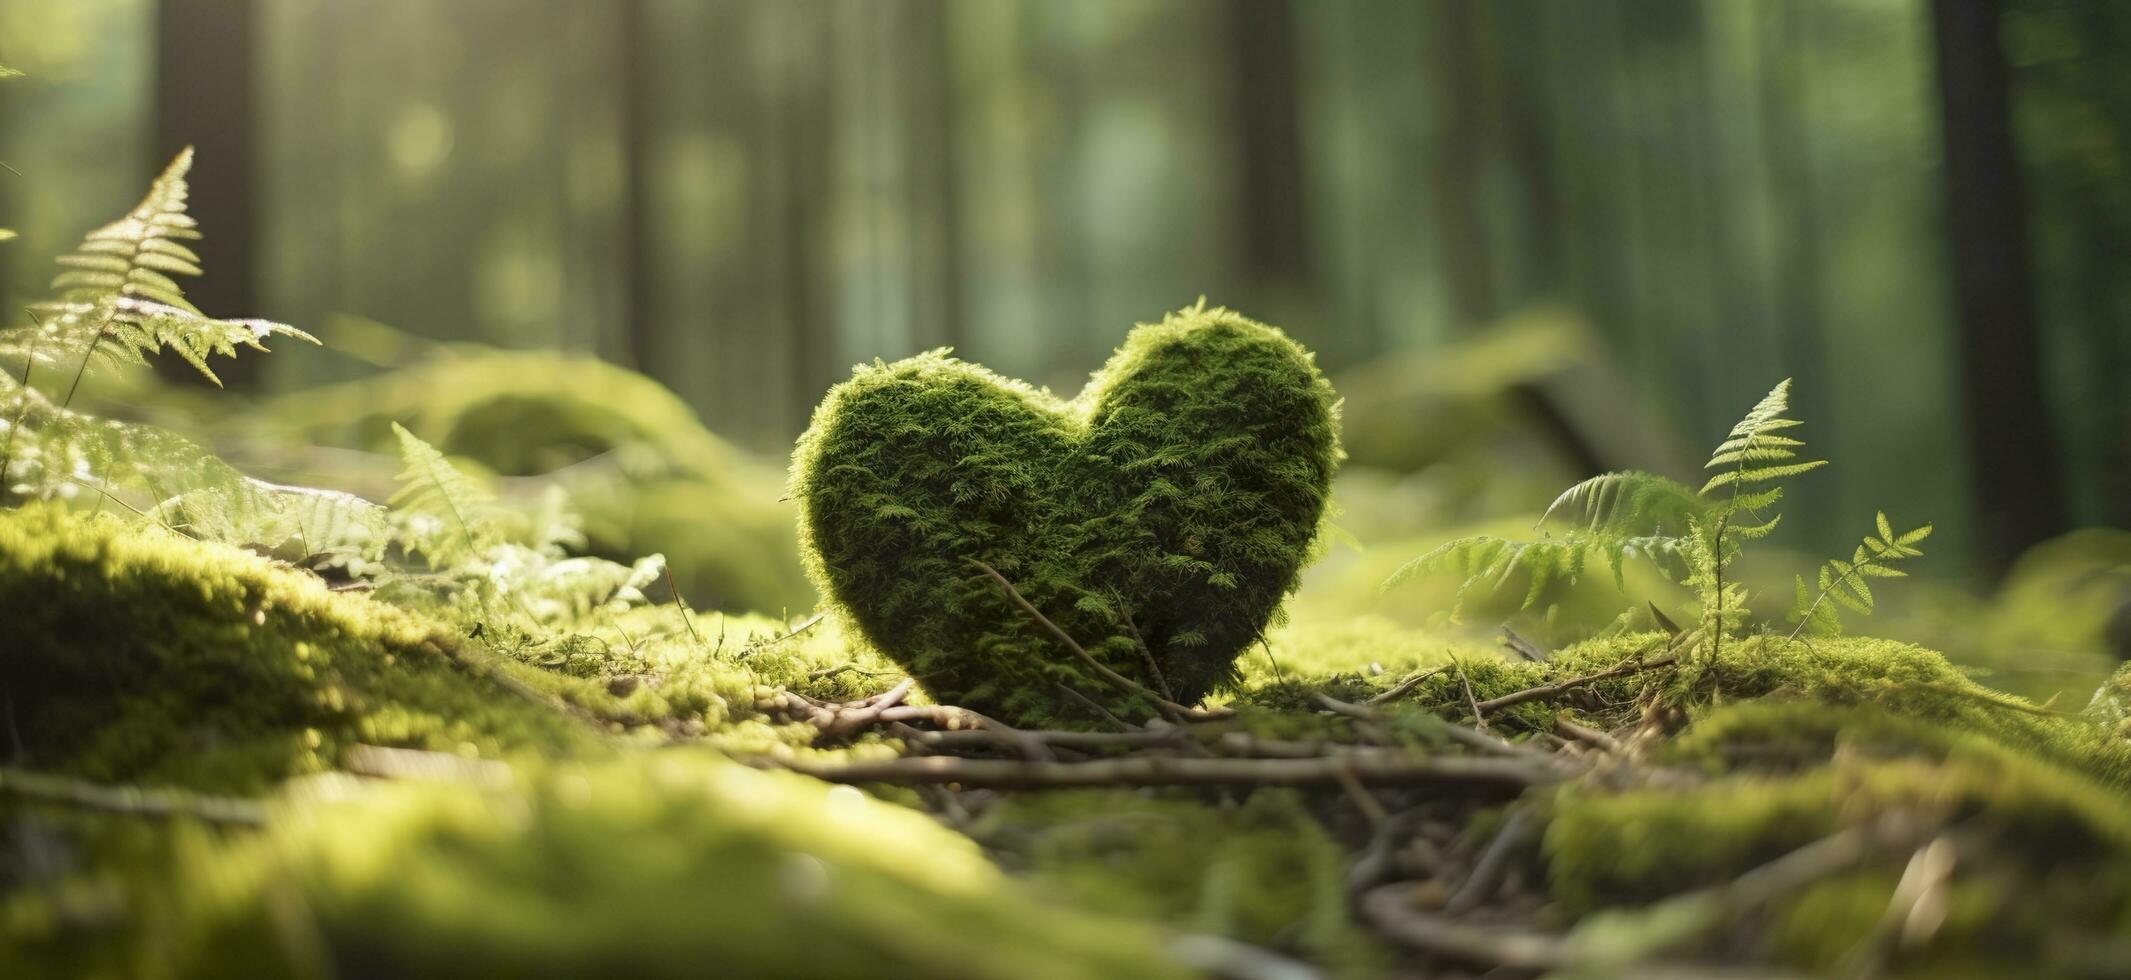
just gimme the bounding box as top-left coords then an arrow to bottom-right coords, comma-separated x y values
1389,379 -> 1926,658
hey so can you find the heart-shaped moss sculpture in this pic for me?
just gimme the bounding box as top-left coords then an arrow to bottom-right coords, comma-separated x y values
792,304 -> 1342,727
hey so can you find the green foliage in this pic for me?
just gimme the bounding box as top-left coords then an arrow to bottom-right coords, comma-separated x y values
253,348 -> 815,614
389,420 -> 506,567
1789,512 -> 1933,637
9,148 -> 313,387
792,302 -> 1342,727
1387,380 -> 1913,661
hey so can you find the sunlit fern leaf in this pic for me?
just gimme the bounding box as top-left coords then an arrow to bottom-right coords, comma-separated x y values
0,66 -> 20,79
388,422 -> 504,568
1699,379 -> 1825,500
1539,470 -> 1703,536
0,231 -> 15,242
0,148 -> 317,386
244,479 -> 390,565
1788,513 -> 1931,638
22,403 -> 278,539
516,552 -> 667,623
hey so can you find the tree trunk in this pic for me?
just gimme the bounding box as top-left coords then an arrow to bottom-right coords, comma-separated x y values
1927,0 -> 2069,574
154,0 -> 260,388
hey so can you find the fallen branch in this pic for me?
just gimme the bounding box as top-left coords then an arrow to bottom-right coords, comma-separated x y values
0,766 -> 266,826
1365,664 -> 1449,706
1360,886 -> 1568,971
1474,653 -> 1679,715
762,749 -> 1571,791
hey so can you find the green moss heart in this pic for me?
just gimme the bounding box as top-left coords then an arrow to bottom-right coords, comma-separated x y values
791,304 -> 1342,728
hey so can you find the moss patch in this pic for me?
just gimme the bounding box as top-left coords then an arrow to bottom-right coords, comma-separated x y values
3,752 -> 1190,979
0,504 -> 590,794
792,304 -> 1342,727
972,789 -> 1383,975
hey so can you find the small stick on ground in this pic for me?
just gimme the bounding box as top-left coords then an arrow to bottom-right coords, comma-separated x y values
1446,807 -> 1533,914
764,750 -> 1571,791
1332,761 -> 1390,829
1455,659 -> 1490,734
877,703 -> 1056,762
0,766 -> 266,826
1366,664 -> 1449,706
972,559 -> 1228,722
1474,653 -> 1680,715
1555,714 -> 1627,755
1360,886 -> 1568,971
812,679 -> 914,738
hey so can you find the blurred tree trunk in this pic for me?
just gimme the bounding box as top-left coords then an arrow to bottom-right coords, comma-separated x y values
1928,0 -> 2068,573
153,0 -> 258,387
1426,0 -> 1604,478
1230,0 -> 1310,307
618,0 -> 658,376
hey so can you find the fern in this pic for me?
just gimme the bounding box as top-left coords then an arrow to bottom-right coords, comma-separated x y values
1,148 -> 315,390
1788,513 -> 1931,639
388,422 -> 505,568
1390,379 -> 1846,647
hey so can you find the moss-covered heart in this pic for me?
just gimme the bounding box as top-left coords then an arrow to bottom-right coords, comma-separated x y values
792,304 -> 1341,727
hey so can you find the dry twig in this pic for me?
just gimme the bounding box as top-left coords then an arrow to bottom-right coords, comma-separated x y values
764,750 -> 1571,791
971,560 -> 1229,722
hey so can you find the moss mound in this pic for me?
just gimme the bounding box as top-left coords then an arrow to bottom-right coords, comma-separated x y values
2,753 -> 1189,979
792,304 -> 1342,727
0,505 -> 589,794
258,349 -> 813,614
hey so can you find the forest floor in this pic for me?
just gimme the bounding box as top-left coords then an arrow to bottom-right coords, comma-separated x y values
9,495 -> 2131,979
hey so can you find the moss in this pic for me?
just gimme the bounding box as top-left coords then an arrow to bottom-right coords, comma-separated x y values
3,752 -> 1190,979
972,789 -> 1382,975
0,504 -> 590,793
1545,701 -> 2131,975
792,304 -> 1342,728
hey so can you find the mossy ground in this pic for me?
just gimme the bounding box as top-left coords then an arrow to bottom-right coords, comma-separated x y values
8,502 -> 2131,977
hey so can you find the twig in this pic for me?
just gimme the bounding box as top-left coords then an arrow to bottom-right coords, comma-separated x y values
1365,664 -> 1448,706
1500,626 -> 1550,663
1446,807 -> 1532,914
1054,683 -> 1135,731
763,750 -> 1570,791
1168,933 -> 1325,980
1474,653 -> 1679,715
1554,714 -> 1627,755
970,560 -> 1226,722
0,766 -> 266,825
1332,762 -> 1389,828
738,611 -> 827,658
1347,808 -> 1422,894
1455,659 -> 1489,733
876,703 -> 1055,762
811,679 -> 915,738
1360,886 -> 1568,971
665,565 -> 700,644
1115,600 -> 1177,703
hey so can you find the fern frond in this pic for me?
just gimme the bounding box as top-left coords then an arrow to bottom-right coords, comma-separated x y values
1698,379 -> 1825,500
388,422 -> 504,568
1787,513 -> 1931,639
0,66 -> 20,79
1539,470 -> 1703,537
244,479 -> 390,566
0,149 -> 316,387
24,404 -> 277,539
